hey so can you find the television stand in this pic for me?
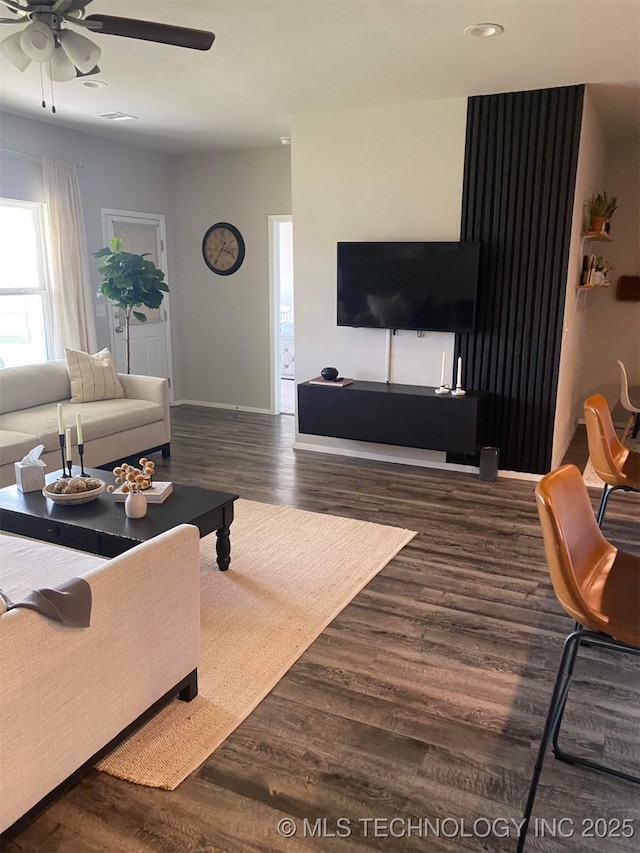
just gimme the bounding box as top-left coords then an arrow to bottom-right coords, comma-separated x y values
298,380 -> 489,457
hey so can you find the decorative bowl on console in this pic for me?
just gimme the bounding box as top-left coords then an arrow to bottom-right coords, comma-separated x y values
43,477 -> 107,505
321,367 -> 339,381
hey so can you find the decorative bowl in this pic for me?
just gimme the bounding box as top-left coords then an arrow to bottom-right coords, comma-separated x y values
321,366 -> 339,381
42,479 -> 107,505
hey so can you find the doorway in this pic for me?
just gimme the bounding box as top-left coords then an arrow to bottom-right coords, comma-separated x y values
102,209 -> 173,398
269,215 -> 294,414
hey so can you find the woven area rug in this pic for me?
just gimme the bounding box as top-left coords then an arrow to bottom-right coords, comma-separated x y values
97,499 -> 415,789
583,417 -> 639,489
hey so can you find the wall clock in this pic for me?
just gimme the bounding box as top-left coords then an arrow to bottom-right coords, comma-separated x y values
202,222 -> 245,275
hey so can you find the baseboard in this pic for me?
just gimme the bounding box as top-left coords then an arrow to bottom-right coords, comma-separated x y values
173,400 -> 273,415
293,440 -> 479,475
293,441 -> 547,482
497,469 -> 542,483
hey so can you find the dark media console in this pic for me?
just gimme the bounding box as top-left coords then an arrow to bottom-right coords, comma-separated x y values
298,380 -> 489,456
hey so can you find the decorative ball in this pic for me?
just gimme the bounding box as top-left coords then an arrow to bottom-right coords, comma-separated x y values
321,367 -> 339,381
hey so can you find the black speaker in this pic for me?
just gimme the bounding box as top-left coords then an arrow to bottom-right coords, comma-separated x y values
479,446 -> 500,481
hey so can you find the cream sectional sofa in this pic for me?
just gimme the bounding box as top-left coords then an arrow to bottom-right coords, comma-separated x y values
0,360 -> 171,488
0,524 -> 200,837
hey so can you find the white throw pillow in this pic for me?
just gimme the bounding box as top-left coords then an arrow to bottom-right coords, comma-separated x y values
65,347 -> 125,403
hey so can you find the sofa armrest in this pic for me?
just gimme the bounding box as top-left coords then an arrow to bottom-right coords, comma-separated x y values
118,373 -> 170,444
0,523 -> 200,833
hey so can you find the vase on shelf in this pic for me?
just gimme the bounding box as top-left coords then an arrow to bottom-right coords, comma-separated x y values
125,492 -> 147,519
589,216 -> 606,234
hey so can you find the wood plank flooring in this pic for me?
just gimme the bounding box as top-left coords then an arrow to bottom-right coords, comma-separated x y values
8,406 -> 639,853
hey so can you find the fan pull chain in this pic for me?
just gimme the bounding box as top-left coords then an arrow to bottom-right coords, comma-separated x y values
40,63 -> 46,110
49,67 -> 56,114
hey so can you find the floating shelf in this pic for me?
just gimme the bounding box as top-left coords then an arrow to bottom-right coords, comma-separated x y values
581,231 -> 613,242
576,281 -> 611,291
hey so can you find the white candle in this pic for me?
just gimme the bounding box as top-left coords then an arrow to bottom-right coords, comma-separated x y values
440,351 -> 446,387
57,403 -> 64,435
65,428 -> 72,461
457,356 -> 463,388
76,412 -> 83,445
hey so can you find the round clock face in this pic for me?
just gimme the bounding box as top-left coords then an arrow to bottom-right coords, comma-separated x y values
202,222 -> 245,275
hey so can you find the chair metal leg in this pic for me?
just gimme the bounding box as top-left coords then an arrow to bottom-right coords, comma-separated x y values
518,630 -> 583,853
519,629 -> 640,852
597,484 -> 640,528
596,484 -> 613,527
549,628 -> 582,749
633,413 -> 640,440
551,634 -> 640,783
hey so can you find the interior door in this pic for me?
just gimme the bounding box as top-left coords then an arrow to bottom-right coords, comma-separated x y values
103,212 -> 172,389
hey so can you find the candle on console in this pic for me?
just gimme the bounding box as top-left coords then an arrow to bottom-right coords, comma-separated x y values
57,403 -> 64,435
457,356 -> 463,388
440,351 -> 446,387
76,412 -> 83,445
65,428 -> 72,461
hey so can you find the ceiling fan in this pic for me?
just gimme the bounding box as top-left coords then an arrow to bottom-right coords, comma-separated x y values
0,0 -> 215,82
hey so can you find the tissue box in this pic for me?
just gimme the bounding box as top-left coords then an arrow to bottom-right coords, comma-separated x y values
14,462 -> 46,493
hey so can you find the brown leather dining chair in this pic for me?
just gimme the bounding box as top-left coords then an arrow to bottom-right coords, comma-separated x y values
583,393 -> 640,526
517,463 -> 640,852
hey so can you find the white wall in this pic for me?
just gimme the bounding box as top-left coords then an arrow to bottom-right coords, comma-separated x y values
552,92 -> 607,465
577,140 -> 640,404
553,95 -> 640,466
291,98 -> 468,465
171,146 -> 291,408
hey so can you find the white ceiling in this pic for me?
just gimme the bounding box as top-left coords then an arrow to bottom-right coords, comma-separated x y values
0,1 -> 638,154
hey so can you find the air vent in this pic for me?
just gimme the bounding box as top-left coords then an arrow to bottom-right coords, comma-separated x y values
98,111 -> 138,121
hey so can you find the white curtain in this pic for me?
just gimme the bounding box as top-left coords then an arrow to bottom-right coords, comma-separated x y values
43,158 -> 97,357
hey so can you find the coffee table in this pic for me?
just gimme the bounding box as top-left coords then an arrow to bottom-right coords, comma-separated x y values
0,469 -> 239,570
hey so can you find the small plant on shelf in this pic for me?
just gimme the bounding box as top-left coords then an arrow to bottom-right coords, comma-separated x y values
585,191 -> 618,233
106,457 -> 156,494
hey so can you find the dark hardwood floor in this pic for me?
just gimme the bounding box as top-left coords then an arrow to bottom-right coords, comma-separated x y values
8,407 -> 639,853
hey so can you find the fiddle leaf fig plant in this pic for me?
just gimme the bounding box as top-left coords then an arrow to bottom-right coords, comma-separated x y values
93,237 -> 169,373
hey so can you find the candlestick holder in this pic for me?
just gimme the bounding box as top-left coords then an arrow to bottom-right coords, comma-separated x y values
66,458 -> 73,477
435,384 -> 450,395
78,443 -> 88,477
451,385 -> 467,397
59,434 -> 71,477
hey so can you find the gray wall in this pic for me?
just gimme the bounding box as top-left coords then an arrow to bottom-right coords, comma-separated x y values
0,111 -> 176,370
170,146 -> 291,409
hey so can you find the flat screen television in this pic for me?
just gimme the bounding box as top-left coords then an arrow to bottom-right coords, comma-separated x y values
337,241 -> 480,333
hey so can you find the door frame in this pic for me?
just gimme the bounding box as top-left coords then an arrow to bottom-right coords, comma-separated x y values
268,214 -> 293,415
101,208 -> 174,402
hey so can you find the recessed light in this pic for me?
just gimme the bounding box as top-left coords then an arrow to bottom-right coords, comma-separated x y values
82,79 -> 107,89
464,23 -> 504,38
98,111 -> 138,121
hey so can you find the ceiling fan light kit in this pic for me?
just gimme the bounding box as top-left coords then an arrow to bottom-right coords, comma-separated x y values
57,28 -> 100,73
19,18 -> 54,60
0,28 -> 30,70
0,0 -> 215,107
49,41 -> 76,80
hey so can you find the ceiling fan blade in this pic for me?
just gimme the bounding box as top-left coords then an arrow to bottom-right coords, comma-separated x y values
0,15 -> 27,22
1,0 -> 27,14
84,14 -> 214,51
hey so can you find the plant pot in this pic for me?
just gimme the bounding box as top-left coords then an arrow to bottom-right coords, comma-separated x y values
589,216 -> 606,234
125,491 -> 147,518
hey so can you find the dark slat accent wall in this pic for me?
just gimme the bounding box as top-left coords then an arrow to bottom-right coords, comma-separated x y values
453,85 -> 584,474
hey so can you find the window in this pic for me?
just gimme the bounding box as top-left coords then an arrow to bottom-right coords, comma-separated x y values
0,199 -> 52,368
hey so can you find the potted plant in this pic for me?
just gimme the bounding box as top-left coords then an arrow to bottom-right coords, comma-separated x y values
585,191 -> 618,234
93,237 -> 169,373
